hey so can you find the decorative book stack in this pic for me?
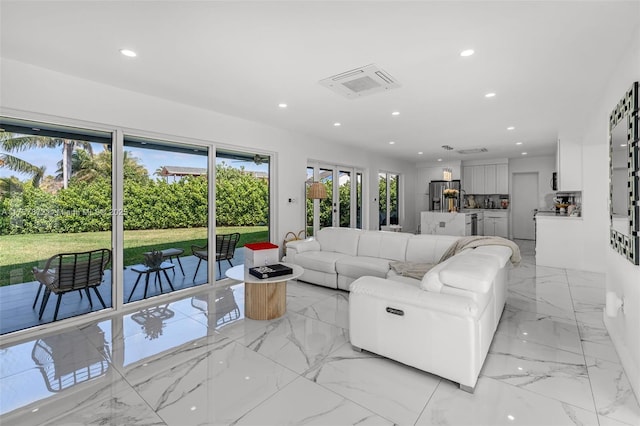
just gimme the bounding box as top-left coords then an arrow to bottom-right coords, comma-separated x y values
248,264 -> 293,279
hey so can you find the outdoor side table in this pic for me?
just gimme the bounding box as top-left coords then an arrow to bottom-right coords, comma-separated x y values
128,262 -> 176,302
143,248 -> 185,275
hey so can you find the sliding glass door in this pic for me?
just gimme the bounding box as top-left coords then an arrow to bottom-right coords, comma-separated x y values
215,150 -> 270,278
1,116 -> 275,336
0,118 -> 114,333
122,136 -> 209,303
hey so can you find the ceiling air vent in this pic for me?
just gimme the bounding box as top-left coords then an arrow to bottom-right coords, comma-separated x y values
319,64 -> 401,99
457,148 -> 489,155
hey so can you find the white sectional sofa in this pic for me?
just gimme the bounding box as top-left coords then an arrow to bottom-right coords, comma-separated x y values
284,227 -> 515,393
283,227 -> 460,290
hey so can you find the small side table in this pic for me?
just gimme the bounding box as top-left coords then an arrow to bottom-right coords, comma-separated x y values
225,263 -> 304,320
143,248 -> 185,275
128,262 -> 176,302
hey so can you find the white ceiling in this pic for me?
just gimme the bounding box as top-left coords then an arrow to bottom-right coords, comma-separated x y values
1,1 -> 639,163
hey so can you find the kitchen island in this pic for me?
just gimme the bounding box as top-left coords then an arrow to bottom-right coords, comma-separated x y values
421,211 -> 471,236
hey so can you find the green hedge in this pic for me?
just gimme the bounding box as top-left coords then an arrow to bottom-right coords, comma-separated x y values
0,164 -> 268,234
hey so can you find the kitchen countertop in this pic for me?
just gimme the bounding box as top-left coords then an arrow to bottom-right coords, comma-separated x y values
460,208 -> 510,212
535,210 -> 582,219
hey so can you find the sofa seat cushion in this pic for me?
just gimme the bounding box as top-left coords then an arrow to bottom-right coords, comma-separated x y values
389,261 -> 436,280
387,274 -> 421,286
336,256 -> 390,278
295,251 -> 350,274
439,253 -> 500,293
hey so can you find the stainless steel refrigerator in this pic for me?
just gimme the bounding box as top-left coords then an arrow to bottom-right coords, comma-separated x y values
429,180 -> 461,212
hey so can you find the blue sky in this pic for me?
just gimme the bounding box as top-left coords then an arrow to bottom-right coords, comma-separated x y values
0,144 -> 267,180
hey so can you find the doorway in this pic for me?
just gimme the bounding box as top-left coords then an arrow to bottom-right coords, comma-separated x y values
306,164 -> 363,236
512,172 -> 538,240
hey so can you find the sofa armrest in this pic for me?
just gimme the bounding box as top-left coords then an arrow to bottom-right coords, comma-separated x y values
438,253 -> 499,293
350,276 -> 479,318
286,238 -> 320,255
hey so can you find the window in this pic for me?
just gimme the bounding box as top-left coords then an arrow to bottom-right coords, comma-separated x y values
123,136 -> 209,303
215,150 -> 270,275
0,117 -> 274,335
0,118 -> 113,333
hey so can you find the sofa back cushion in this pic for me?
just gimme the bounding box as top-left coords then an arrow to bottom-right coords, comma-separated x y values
357,231 -> 411,261
405,235 -> 460,264
316,227 -> 362,256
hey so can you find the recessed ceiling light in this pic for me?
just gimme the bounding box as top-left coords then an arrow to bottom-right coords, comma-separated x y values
521,152 -> 528,155
333,122 -> 341,127
485,92 -> 496,98
460,49 -> 475,57
507,126 -> 515,130
515,142 -> 523,145
418,151 -> 423,155
391,111 -> 400,116
620,143 -> 627,147
119,49 -> 137,57
389,141 -> 395,145
437,158 -> 443,162
278,103 -> 287,108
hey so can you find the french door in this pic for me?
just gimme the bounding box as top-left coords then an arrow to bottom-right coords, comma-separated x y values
306,164 -> 363,236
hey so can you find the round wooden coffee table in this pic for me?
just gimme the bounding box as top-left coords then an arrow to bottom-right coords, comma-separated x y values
225,263 -> 304,320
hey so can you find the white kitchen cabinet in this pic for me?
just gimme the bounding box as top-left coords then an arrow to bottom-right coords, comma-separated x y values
556,138 -> 582,191
463,163 -> 508,194
496,164 -> 508,193
476,211 -> 484,235
484,165 -> 497,194
484,211 -> 508,238
472,166 -> 485,194
462,166 -> 473,193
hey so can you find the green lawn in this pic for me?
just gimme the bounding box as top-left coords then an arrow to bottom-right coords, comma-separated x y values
0,226 -> 268,286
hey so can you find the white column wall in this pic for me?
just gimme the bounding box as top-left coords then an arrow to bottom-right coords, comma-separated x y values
0,58 -> 417,240
572,27 -> 640,401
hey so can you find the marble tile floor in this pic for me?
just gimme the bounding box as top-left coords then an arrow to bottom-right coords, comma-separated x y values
0,250 -> 245,335
1,239 -> 639,425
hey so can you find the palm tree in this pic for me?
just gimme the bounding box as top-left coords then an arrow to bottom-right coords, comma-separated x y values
55,148 -> 96,182
0,132 -> 93,189
0,152 -> 46,187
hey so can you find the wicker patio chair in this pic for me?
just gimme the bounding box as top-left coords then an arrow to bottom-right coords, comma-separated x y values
32,248 -> 111,321
191,233 -> 240,280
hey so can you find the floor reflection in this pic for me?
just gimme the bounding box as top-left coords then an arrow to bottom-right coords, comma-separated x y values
31,325 -> 111,393
131,305 -> 175,340
191,287 -> 241,326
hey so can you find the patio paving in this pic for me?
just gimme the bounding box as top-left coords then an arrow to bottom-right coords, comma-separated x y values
0,249 -> 246,335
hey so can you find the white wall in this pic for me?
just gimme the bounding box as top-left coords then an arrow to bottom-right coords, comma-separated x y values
0,58 -> 418,240
574,27 -> 640,401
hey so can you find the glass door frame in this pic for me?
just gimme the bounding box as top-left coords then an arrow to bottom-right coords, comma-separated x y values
307,162 -> 364,235
378,170 -> 402,230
